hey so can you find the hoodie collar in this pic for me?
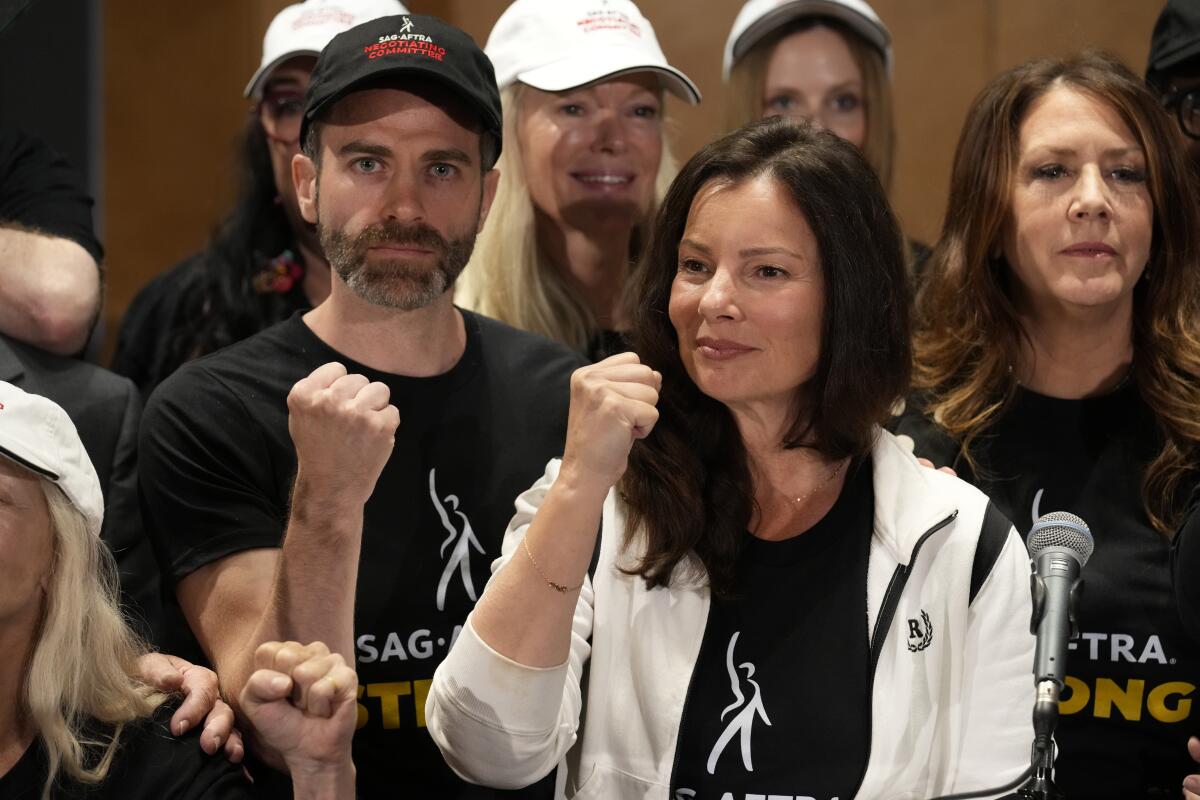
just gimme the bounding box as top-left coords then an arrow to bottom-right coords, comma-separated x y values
870,427 -> 959,564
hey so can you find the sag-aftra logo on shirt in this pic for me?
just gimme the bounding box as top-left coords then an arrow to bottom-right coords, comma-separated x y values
676,632 -> 840,800
350,468 -> 485,732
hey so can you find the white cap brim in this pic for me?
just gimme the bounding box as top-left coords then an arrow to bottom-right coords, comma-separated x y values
0,434 -> 57,481
724,0 -> 892,78
517,49 -> 701,104
245,49 -> 322,98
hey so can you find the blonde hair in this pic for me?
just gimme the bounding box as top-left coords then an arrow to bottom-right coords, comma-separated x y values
455,83 -> 679,353
723,17 -> 894,191
24,480 -> 163,799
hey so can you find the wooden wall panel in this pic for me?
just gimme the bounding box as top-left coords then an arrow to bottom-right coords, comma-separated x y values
100,1 -> 1167,354
101,0 -> 291,352
994,0 -> 1156,70
877,0 -> 990,244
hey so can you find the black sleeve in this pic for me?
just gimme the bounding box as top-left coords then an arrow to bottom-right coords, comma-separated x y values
111,255 -> 204,400
0,128 -> 103,262
970,500 -> 1015,605
1173,500 -> 1200,642
139,365 -> 288,589
103,700 -> 258,800
101,383 -> 166,646
889,395 -> 971,478
183,762 -> 258,800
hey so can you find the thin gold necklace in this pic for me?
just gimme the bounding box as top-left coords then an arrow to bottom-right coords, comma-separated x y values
791,457 -> 849,507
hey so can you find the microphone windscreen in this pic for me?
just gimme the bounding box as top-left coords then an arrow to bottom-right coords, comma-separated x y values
1028,510 -> 1094,566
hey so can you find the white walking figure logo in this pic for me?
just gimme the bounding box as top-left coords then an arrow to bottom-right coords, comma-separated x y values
706,631 -> 772,774
429,469 -> 484,612
399,16 -> 414,32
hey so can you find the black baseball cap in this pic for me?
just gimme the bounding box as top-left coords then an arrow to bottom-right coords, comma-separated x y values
301,13 -> 503,157
1147,0 -> 1200,89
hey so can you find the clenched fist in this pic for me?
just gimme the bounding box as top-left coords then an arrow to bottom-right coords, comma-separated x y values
240,641 -> 358,781
560,352 -> 661,492
287,362 -> 399,508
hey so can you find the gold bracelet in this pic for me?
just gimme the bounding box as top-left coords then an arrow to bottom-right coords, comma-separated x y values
522,536 -> 583,594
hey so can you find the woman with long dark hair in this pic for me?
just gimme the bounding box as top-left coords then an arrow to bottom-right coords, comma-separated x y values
896,51 -> 1200,796
426,117 -> 1034,798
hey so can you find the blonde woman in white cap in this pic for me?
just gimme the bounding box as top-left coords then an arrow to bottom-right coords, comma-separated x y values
113,0 -> 407,398
455,0 -> 701,359
0,382 -> 359,799
723,0 -> 929,269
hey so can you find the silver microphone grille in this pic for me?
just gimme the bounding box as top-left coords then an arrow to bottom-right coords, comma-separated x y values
1028,510 -> 1094,566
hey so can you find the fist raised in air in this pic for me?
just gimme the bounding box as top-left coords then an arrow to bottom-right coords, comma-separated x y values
287,362 -> 399,507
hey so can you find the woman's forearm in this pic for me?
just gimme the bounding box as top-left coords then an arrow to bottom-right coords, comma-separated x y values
469,468 -> 607,667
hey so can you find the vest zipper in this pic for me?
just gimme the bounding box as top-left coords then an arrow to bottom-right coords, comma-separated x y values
848,509 -> 959,800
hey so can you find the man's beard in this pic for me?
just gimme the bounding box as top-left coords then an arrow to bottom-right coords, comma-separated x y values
319,217 -> 476,311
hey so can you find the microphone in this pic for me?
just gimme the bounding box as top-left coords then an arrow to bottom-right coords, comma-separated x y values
1027,511 -> 1093,755
925,512 -> 1093,800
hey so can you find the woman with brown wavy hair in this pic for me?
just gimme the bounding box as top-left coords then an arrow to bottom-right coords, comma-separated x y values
896,50 -> 1200,797
427,117 -> 1035,799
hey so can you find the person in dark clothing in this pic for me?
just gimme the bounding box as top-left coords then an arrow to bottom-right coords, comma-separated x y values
0,128 -> 101,356
139,13 -> 581,797
1146,0 -> 1200,173
896,51 -> 1200,798
111,0 -> 405,398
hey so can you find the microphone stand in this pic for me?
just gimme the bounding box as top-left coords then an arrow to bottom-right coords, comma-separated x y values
1011,680 -> 1063,799
1010,568 -> 1085,800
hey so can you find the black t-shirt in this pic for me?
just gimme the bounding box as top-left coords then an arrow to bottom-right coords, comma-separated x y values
671,459 -> 873,800
139,310 -> 582,798
586,329 -> 628,363
1174,500 -> 1200,642
896,383 -> 1200,798
0,699 -> 251,799
0,128 -> 102,262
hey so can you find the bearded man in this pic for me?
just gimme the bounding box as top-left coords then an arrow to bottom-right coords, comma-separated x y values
138,14 -> 580,797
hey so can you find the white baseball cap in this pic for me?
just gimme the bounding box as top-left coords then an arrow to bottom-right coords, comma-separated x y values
0,382 -> 102,538
723,0 -> 893,79
245,0 -> 410,98
486,0 -> 701,104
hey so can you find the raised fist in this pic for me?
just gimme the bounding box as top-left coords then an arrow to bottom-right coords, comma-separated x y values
561,352 -> 661,492
240,641 -> 358,778
287,362 -> 399,507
